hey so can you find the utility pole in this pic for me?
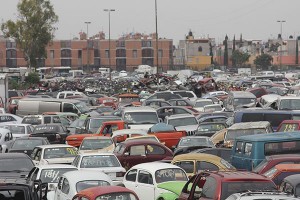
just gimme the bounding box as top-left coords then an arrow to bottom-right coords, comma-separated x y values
155,0 -> 159,84
85,21 -> 91,73
277,20 -> 286,69
104,9 -> 115,80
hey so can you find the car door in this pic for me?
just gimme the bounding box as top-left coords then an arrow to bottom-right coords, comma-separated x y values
31,148 -> 42,165
3,132 -> 13,152
123,169 -> 138,191
135,170 -> 155,200
122,145 -> 147,170
57,177 -> 71,200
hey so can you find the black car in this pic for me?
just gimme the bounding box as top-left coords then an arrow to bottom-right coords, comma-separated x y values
32,124 -> 70,144
0,153 -> 34,179
8,137 -> 50,156
191,147 -> 232,163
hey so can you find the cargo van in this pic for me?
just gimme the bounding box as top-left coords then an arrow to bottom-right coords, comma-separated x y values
234,110 -> 300,131
16,98 -> 91,117
231,132 -> 300,171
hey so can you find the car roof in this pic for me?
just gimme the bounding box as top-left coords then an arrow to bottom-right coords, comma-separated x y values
36,164 -> 78,170
123,106 -> 156,112
15,137 -> 47,140
229,91 -> 256,98
283,174 -> 300,186
0,153 -> 30,159
120,139 -> 165,146
83,136 -> 113,140
275,164 -> 300,171
208,171 -> 271,181
19,98 -> 81,103
173,153 -> 222,162
166,114 -> 195,119
36,144 -> 74,148
77,186 -> 137,199
236,132 -> 300,142
78,152 -> 116,157
228,121 -> 270,130
131,162 -> 182,173
62,170 -> 112,183
112,129 -> 148,136
279,96 -> 300,100
196,99 -> 213,102
266,154 -> 300,160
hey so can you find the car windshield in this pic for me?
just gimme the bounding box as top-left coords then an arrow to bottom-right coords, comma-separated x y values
40,168 -> 77,183
113,144 -> 126,154
279,99 -> 300,110
226,128 -> 266,140
278,123 -> 299,132
234,98 -> 256,106
80,155 -> 120,168
96,193 -> 138,200
75,102 -> 90,113
124,112 -> 158,124
12,140 -> 43,149
155,168 -> 188,183
80,139 -> 113,150
168,117 -> 198,127
43,147 -> 77,159
178,137 -> 212,147
97,107 -> 114,113
195,101 -> 213,107
0,158 -> 33,172
198,124 -> 225,132
34,125 -> 60,134
2,125 -> 25,134
22,117 -> 42,125
221,181 -> 276,200
253,159 -> 268,173
119,97 -> 139,103
76,180 -> 110,192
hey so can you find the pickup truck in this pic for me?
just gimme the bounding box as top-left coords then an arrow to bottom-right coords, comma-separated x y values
66,120 -> 187,149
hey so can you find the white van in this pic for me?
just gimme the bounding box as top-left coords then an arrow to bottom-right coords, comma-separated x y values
56,91 -> 85,99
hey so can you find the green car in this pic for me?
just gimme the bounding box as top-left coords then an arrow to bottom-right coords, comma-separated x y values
156,181 -> 187,200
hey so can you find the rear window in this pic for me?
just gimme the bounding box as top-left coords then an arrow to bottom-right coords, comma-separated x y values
278,123 -> 299,132
22,117 -> 42,125
264,114 -> 291,128
34,125 -> 60,134
264,141 -> 300,156
241,113 -> 263,122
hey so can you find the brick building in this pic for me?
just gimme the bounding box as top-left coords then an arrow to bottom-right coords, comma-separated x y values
0,32 -> 173,72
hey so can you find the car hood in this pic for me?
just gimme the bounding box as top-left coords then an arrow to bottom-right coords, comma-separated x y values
157,181 -> 187,196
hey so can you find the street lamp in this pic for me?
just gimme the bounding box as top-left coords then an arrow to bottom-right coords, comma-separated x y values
104,9 -> 115,80
277,20 -> 286,69
85,21 -> 91,73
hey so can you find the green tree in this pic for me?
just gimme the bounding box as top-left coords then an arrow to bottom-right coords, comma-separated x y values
1,0 -> 58,71
25,72 -> 40,85
254,54 -> 273,70
209,42 -> 214,64
223,35 -> 228,66
231,50 -> 250,67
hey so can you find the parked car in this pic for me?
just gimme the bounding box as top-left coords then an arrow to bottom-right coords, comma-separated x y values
142,99 -> 171,108
156,106 -> 196,121
0,113 -> 23,125
226,191 -> 299,200
168,99 -> 194,107
280,174 -> 300,197
0,153 -> 34,179
72,152 -> 126,185
203,104 -> 224,113
253,154 -> 300,174
191,148 -> 232,163
0,123 -> 34,138
30,144 -> 78,165
193,99 -> 214,112
72,186 -> 139,200
49,170 -> 112,200
123,162 -> 188,200
198,115 -> 228,123
178,171 -> 276,200
31,124 -> 70,144
78,136 -> 115,154
165,114 -> 199,135
27,164 -> 78,191
196,122 -> 227,137
114,139 -> 173,170
21,114 -> 69,126
224,91 -> 256,111
172,153 -> 235,177
8,137 -> 50,156
263,164 -> 300,186
174,136 -> 214,150
0,128 -> 14,153
7,96 -> 23,114
277,120 -> 300,132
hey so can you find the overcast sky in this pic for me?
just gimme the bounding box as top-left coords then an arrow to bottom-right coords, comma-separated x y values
1,0 -> 299,45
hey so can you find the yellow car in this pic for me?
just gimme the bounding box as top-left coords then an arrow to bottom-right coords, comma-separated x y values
171,153 -> 235,177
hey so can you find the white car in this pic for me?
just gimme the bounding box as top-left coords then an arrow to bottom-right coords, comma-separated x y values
72,152 -> 126,185
0,114 -> 23,125
27,164 -> 78,191
78,136 -> 115,154
49,170 -> 112,200
0,128 -> 14,153
193,99 -> 214,112
30,144 -> 78,165
0,123 -> 34,138
226,191 -> 299,200
165,114 -> 199,135
123,162 -> 188,200
203,104 -> 224,113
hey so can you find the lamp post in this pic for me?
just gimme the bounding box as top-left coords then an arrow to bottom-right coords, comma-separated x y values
277,20 -> 286,69
155,0 -> 159,84
104,9 -> 115,80
85,21 -> 91,73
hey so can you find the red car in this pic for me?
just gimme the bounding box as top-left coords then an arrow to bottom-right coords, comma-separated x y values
7,96 -> 23,114
253,154 -> 300,174
113,139 -> 173,170
72,186 -> 139,200
178,171 -> 276,200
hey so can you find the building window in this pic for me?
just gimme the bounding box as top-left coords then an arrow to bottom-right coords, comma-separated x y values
142,40 -> 152,47
6,49 -> 17,59
142,49 -> 154,57
6,59 -> 17,68
6,41 -> 16,48
94,49 -> 100,58
105,50 -> 109,58
78,50 -> 82,58
116,40 -> 125,48
94,58 -> 100,67
198,46 -> 203,52
142,58 -> 154,66
61,59 -> 71,67
116,58 -> 126,71
133,50 -> 137,58
87,40 -> 93,49
50,50 -> 54,59
61,40 -> 71,48
116,49 -> 126,57
158,49 -> 163,58
61,49 -> 71,58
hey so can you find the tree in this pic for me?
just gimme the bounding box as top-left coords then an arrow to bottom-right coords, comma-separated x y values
232,35 -> 236,66
231,50 -> 250,67
209,42 -> 214,64
1,0 -> 58,71
25,72 -> 40,85
223,35 -> 228,66
254,54 -> 273,70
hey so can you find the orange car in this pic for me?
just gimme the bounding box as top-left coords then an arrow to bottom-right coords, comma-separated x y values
264,164 -> 300,186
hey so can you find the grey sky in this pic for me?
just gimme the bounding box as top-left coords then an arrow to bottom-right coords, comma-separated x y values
1,0 -> 299,45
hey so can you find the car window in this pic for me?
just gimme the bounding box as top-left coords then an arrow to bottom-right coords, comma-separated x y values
138,170 -> 153,185
202,177 -> 217,199
129,145 -> 145,156
173,161 -> 194,173
72,155 -> 80,167
174,108 -> 188,114
61,178 -> 70,194
53,116 -> 61,123
197,161 -> 219,172
125,169 -> 137,182
0,115 -> 15,122
58,93 -> 64,99
44,117 -> 51,124
235,142 -> 244,154
146,145 -> 165,155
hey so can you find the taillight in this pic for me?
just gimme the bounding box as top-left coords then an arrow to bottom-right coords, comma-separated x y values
116,172 -> 125,177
